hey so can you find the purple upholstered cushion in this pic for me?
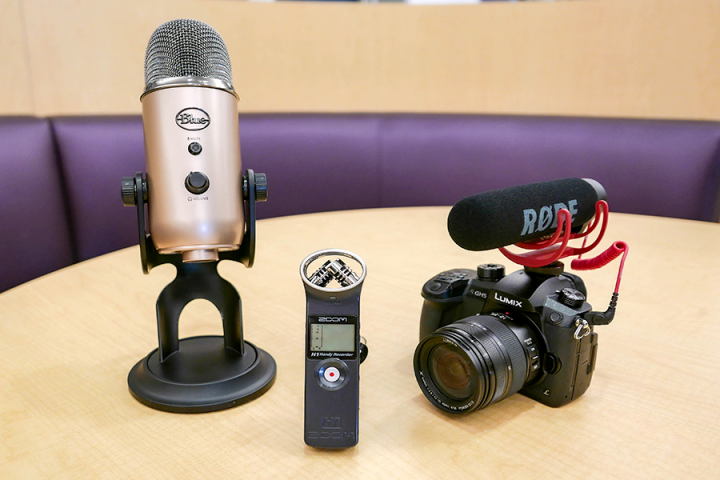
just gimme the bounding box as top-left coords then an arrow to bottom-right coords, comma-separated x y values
0,117 -> 75,292
380,115 -> 720,221
6,112 -> 718,293
52,116 -> 145,261
238,114 -> 382,219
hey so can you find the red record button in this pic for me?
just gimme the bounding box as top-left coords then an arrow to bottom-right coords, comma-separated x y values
323,366 -> 341,383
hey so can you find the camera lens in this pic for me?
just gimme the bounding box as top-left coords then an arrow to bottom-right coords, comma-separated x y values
428,344 -> 474,400
414,314 -> 542,413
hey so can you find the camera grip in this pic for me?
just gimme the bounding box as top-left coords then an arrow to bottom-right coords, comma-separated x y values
419,299 -> 448,340
522,324 -> 598,407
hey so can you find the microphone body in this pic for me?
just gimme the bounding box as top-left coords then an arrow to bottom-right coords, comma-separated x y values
448,178 -> 606,251
141,19 -> 244,263
142,86 -> 243,263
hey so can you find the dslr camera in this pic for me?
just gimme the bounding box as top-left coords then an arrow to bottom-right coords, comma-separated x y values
414,262 -> 615,413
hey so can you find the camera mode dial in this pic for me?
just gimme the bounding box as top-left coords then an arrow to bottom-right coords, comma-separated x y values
558,288 -> 586,309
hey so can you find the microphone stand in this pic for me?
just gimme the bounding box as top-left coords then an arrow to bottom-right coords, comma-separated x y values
121,170 -> 276,413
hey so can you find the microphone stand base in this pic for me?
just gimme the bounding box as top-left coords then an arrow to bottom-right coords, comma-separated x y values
128,336 -> 276,413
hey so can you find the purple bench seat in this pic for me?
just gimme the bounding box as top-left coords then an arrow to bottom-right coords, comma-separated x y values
2,113 -> 719,293
0,117 -> 75,292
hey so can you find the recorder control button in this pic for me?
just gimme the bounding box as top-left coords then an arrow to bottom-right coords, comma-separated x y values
316,359 -> 349,390
188,142 -> 202,155
323,367 -> 341,383
185,171 -> 210,194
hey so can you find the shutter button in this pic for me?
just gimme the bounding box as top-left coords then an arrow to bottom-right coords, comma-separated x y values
185,172 -> 210,194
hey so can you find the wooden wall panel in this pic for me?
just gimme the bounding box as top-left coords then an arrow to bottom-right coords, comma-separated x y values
3,0 -> 720,120
1,0 -> 34,115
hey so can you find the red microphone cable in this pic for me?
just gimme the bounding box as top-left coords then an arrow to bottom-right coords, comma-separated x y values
571,241 -> 629,293
571,241 -> 629,325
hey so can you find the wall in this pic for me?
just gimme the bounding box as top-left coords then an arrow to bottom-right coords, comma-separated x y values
3,0 -> 719,120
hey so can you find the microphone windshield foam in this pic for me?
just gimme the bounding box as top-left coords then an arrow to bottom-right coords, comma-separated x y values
144,19 -> 233,90
447,178 -> 604,251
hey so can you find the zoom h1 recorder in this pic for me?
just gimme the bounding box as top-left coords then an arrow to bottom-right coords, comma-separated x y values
300,250 -> 367,448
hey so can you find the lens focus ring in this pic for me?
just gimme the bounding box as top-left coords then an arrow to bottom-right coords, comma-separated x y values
455,316 -> 528,401
456,322 -> 511,406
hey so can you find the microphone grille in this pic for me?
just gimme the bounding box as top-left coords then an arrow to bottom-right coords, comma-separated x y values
144,19 -> 233,91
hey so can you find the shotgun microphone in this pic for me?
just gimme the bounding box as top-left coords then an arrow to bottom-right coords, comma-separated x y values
141,19 -> 244,263
447,178 -> 607,251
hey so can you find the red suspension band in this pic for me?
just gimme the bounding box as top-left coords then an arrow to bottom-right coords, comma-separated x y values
499,201 -> 610,268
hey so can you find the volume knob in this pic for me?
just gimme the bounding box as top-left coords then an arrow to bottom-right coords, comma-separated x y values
185,171 -> 210,195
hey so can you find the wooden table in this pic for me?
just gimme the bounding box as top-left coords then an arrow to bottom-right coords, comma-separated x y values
1,207 -> 718,478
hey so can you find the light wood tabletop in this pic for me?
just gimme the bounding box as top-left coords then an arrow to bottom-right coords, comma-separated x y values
1,207 -> 719,479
